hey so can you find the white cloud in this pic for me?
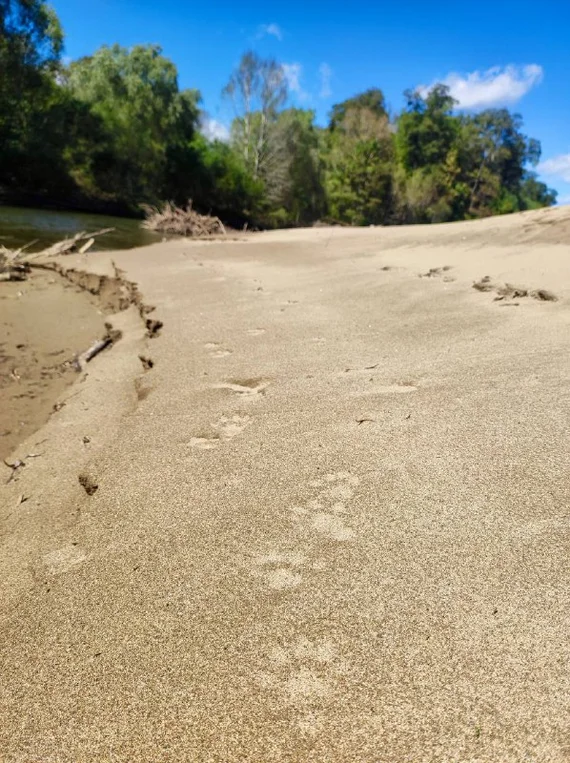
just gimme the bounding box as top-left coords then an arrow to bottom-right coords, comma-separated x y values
538,154 -> 570,183
257,23 -> 282,41
201,118 -> 230,142
319,63 -> 332,98
418,64 -> 543,109
282,62 -> 309,101
282,63 -> 302,92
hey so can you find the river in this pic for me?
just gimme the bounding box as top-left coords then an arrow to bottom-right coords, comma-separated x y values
0,205 -> 162,252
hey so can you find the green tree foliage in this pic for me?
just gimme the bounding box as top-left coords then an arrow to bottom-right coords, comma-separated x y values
0,0 -> 67,195
185,136 -> 264,227
0,8 -> 557,228
66,44 -> 201,207
323,89 -> 395,224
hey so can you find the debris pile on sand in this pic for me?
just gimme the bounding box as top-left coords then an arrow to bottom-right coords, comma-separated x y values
141,201 -> 226,238
472,276 -> 558,302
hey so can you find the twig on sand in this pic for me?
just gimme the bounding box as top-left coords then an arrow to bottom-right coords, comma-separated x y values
73,324 -> 122,372
83,337 -> 112,364
3,459 -> 26,484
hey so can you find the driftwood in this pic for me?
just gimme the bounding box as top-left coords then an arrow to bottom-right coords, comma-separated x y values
0,228 -> 114,282
0,264 -> 29,282
79,237 -> 95,254
142,201 -> 226,238
74,324 -> 122,372
27,228 -> 114,259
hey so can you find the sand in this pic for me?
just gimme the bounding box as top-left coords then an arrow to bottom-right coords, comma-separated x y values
0,269 -> 107,461
1,205 -> 570,761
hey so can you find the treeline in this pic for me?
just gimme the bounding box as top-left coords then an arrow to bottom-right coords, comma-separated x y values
1,1 -> 556,226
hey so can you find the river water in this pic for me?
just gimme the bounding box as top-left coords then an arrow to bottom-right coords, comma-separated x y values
0,205 -> 162,252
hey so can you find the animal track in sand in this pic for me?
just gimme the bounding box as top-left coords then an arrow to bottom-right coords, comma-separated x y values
188,414 -> 252,450
43,544 -> 88,575
255,634 -> 347,727
204,342 -> 232,358
188,436 -> 220,450
290,471 -> 359,542
214,378 -> 270,396
215,413 -> 252,438
251,550 -> 305,590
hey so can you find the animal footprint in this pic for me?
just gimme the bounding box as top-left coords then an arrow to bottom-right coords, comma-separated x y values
291,472 -> 359,542
188,436 -> 220,450
214,413 -> 252,439
256,635 -> 345,709
251,550 -> 305,590
189,414 -> 252,450
204,342 -> 232,358
214,378 -> 269,396
310,512 -> 355,541
43,544 -> 88,575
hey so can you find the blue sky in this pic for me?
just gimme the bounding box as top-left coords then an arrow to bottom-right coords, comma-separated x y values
53,0 -> 570,202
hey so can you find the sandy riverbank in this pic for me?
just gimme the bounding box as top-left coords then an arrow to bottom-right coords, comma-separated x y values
1,206 -> 570,761
0,268 -> 107,462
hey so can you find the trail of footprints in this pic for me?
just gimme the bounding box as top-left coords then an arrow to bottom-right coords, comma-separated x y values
189,333 -> 268,450
250,471 -> 359,728
250,471 -> 360,591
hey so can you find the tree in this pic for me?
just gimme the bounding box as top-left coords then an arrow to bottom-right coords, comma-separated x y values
396,85 -> 459,173
265,109 -> 326,225
184,136 -> 264,227
463,109 -> 542,214
329,88 -> 388,131
324,89 -> 395,225
66,44 -> 200,207
0,0 -> 65,195
519,172 -> 557,209
224,51 -> 287,180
